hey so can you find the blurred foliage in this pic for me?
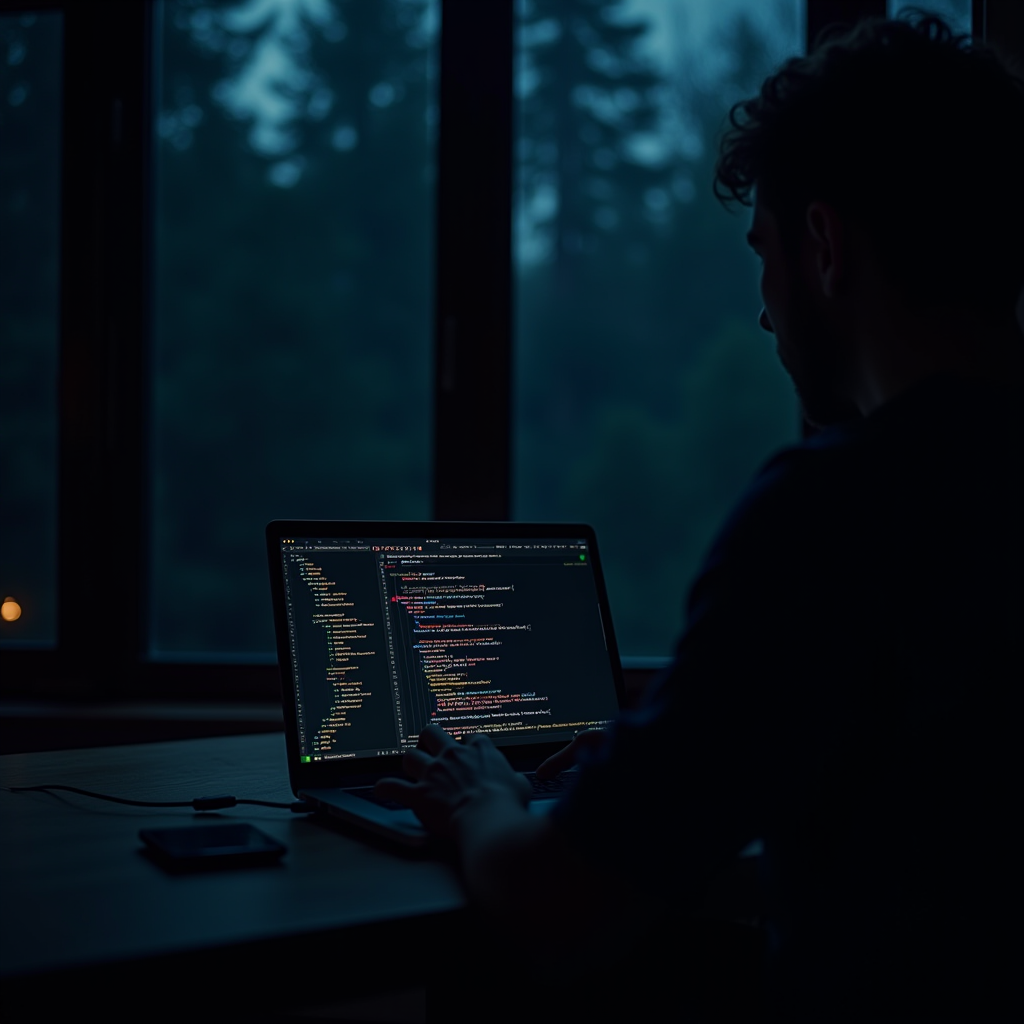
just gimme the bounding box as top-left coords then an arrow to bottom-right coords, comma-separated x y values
152,0 -> 436,652
0,0 -> 803,658
0,12 -> 61,646
514,1 -> 799,654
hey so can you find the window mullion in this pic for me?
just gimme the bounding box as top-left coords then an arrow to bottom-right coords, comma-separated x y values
57,0 -> 152,692
433,0 -> 514,522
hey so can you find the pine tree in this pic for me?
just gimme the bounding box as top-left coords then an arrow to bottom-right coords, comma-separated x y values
517,0 -> 671,271
514,2 -> 802,655
154,0 -> 436,650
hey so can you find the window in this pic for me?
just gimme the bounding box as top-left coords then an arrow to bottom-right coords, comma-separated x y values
19,0 -> 1008,695
151,0 -> 439,658
513,0 -> 801,657
0,10 -> 61,648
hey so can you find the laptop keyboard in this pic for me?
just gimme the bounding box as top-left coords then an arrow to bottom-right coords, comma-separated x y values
524,771 -> 576,796
349,771 -> 576,810
347,787 -> 408,811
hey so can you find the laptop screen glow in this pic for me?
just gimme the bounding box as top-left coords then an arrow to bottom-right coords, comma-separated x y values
278,535 -> 619,763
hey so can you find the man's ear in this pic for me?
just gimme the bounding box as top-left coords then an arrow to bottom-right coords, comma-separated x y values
805,201 -> 844,298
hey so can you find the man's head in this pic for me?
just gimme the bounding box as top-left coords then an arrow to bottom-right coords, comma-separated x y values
715,14 -> 1024,425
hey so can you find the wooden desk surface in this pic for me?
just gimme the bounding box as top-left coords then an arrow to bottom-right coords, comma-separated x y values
0,733 -> 465,1014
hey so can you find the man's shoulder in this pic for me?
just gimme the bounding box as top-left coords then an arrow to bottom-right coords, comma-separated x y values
740,373 -> 1022,516
703,373 -> 1022,605
705,432 -> 862,563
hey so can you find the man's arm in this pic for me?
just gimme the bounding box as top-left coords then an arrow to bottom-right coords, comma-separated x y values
376,449 -> 837,941
375,726 -> 642,946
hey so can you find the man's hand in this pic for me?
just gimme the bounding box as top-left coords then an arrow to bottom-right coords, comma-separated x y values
535,728 -> 609,780
378,725 -> 635,957
374,724 -> 531,839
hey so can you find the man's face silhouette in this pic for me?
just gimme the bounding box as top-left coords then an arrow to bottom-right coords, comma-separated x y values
749,190 -> 858,427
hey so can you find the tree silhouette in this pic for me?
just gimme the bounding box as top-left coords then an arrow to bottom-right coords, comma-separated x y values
515,2 -> 800,655
0,0 -> 803,658
517,0 -> 670,270
152,0 -> 435,651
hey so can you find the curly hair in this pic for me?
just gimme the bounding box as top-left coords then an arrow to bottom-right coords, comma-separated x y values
714,13 -> 1024,316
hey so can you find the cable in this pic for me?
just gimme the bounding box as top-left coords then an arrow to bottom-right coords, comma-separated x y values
6,784 -> 316,813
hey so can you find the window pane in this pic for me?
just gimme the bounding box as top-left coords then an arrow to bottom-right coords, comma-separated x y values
0,12 -> 61,648
888,0 -> 971,35
513,0 -> 801,659
152,0 -> 438,658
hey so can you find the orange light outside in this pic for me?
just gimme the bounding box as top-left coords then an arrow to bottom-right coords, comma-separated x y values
1,597 -> 23,622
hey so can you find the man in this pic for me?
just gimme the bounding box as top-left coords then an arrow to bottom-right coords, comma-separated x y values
377,15 -> 1023,1023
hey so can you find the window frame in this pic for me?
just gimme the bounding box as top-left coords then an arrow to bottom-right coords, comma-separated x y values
4,0 -> 1007,703
0,0 -> 155,697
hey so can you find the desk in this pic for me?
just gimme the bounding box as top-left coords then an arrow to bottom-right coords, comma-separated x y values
0,733 -> 466,1023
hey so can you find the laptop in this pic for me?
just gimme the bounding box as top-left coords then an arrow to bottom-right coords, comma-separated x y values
266,520 -> 625,846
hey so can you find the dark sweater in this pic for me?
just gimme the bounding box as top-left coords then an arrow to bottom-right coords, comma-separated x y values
559,374 -> 1023,1023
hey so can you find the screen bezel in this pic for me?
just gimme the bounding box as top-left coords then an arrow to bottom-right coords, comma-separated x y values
266,519 -> 626,795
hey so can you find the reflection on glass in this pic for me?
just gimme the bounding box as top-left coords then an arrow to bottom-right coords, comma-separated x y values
513,0 -> 801,658
152,0 -> 438,657
0,12 -> 61,648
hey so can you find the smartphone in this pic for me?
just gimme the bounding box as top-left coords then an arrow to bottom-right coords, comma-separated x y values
139,823 -> 286,871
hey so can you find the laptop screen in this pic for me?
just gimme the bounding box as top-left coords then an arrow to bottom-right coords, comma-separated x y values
276,533 -> 620,764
